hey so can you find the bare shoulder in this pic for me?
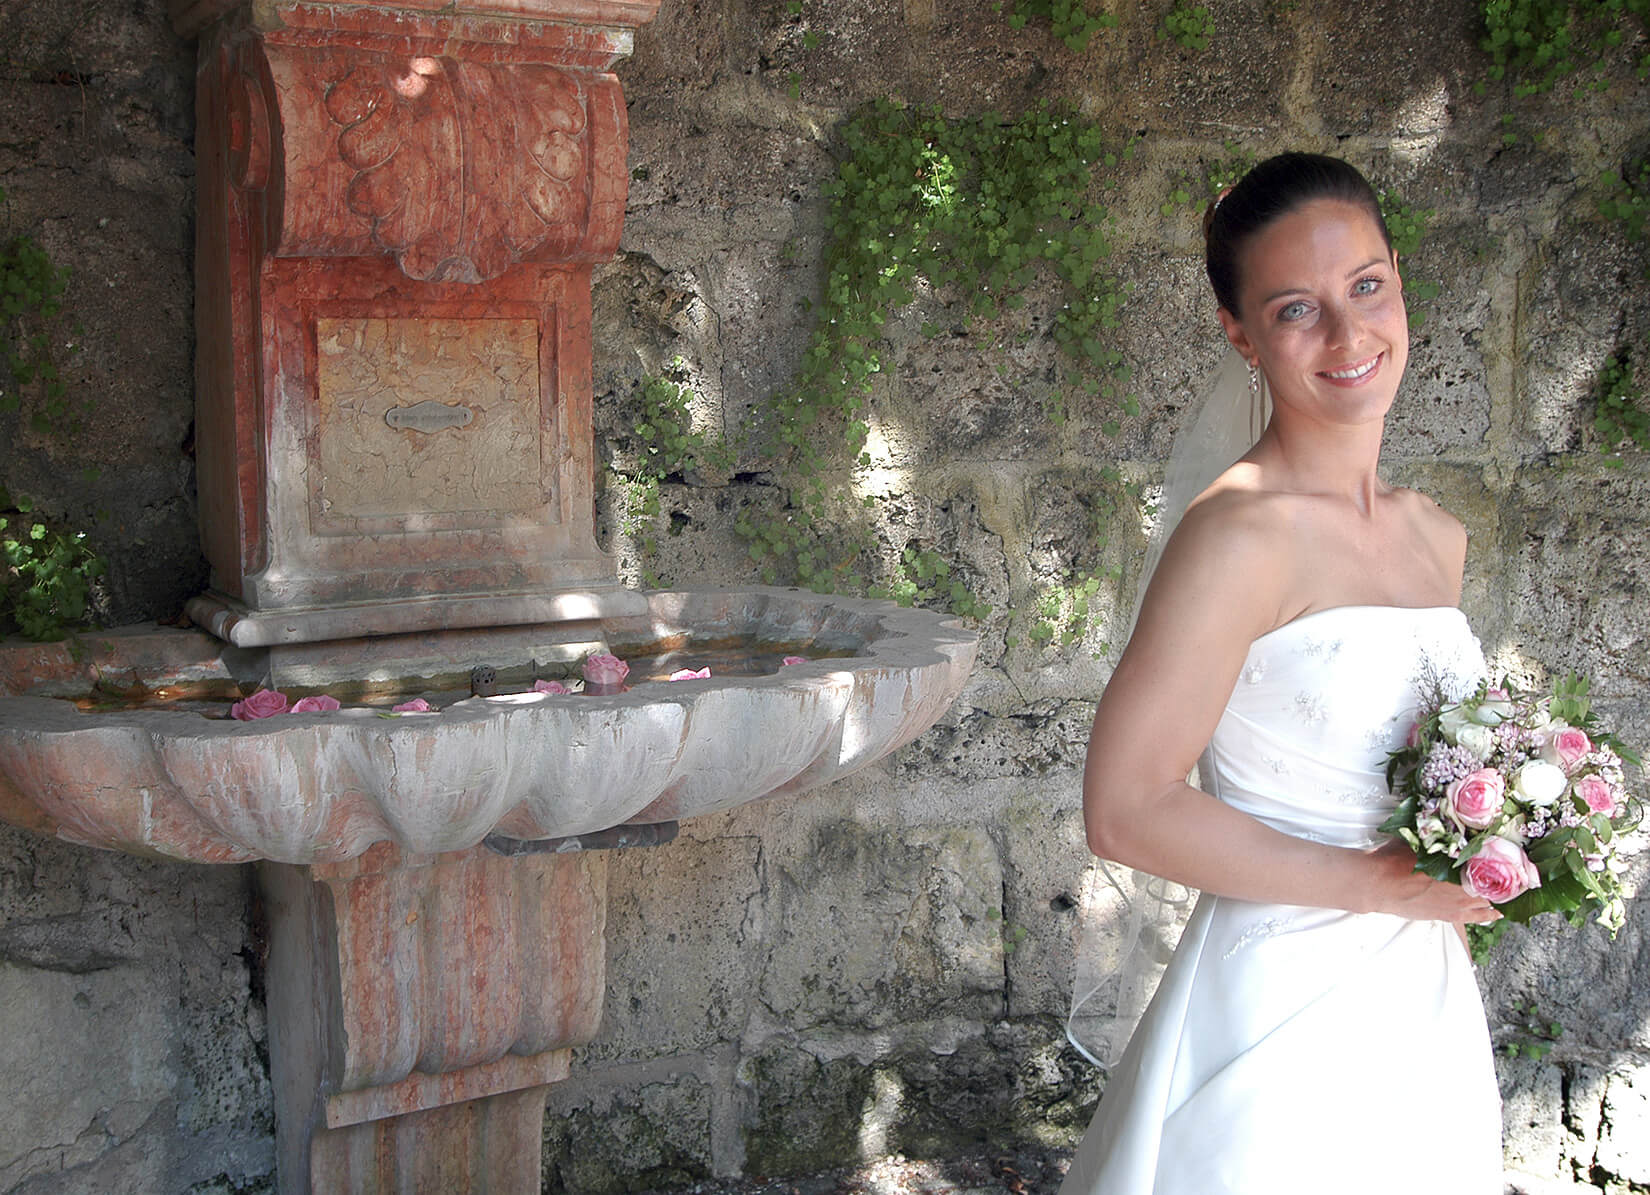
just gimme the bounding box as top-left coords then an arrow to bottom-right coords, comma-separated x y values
1139,464 -> 1295,639
1390,485 -> 1467,556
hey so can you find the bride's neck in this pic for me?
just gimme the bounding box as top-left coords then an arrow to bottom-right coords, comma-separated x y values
1260,416 -> 1387,512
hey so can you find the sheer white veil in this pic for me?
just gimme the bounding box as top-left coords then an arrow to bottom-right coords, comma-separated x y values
1065,345 -> 1271,1067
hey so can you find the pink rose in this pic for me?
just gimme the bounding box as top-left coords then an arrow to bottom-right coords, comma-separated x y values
581,652 -> 629,695
532,680 -> 570,695
1461,836 -> 1541,904
231,689 -> 289,720
782,655 -> 809,666
1576,774 -> 1618,816
1443,768 -> 1505,830
1543,726 -> 1593,774
1404,720 -> 1422,749
392,698 -> 434,713
667,667 -> 711,681
290,695 -> 341,714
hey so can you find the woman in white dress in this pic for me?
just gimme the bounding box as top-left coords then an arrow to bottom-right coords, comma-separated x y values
1061,154 -> 1505,1194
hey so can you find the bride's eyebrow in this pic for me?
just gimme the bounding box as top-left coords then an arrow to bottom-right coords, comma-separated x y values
1258,258 -> 1391,305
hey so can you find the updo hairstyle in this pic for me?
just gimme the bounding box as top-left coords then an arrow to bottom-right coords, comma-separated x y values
1203,152 -> 1393,316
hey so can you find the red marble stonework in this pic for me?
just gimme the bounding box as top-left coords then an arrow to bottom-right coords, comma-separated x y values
167,4 -> 660,1191
181,0 -> 656,647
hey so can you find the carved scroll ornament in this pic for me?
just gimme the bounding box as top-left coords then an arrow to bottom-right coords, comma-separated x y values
239,46 -> 624,281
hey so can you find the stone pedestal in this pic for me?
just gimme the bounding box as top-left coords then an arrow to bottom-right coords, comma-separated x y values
170,0 -> 661,646
259,843 -> 608,1195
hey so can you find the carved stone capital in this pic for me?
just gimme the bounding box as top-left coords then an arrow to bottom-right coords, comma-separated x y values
228,44 -> 626,281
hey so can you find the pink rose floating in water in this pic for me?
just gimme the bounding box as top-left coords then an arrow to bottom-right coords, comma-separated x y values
231,689 -> 290,720
290,695 -> 341,714
1461,836 -> 1542,904
533,679 -> 571,695
782,656 -> 808,666
582,652 -> 629,695
667,667 -> 711,682
392,698 -> 434,713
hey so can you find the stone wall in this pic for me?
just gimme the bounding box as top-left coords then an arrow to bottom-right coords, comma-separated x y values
2,0 -> 1649,1192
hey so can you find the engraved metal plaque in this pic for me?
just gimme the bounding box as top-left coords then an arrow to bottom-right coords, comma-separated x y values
385,401 -> 474,432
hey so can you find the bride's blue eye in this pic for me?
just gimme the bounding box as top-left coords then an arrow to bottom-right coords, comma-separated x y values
1277,300 -> 1309,322
1353,276 -> 1381,295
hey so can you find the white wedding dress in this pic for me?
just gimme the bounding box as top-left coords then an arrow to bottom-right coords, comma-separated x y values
1062,605 -> 1504,1195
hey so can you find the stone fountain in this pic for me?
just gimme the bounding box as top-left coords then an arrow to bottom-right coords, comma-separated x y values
0,2 -> 977,1191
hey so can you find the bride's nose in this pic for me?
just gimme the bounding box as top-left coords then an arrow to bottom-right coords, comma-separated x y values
1320,300 -> 1362,351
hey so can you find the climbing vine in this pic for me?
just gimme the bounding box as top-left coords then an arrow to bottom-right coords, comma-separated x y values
1375,189 -> 1442,329
1479,0 -> 1650,94
1160,142 -> 1255,216
0,488 -> 104,642
0,186 -> 79,435
994,0 -> 1117,51
1586,163 -> 1650,455
1160,0 -> 1214,50
732,99 -> 1131,618
607,362 -> 731,583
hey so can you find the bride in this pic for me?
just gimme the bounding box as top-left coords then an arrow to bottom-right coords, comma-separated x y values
1060,153 -> 1504,1194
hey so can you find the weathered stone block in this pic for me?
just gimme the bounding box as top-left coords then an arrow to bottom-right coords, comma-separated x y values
543,1072 -> 717,1194
1498,1055 -> 1567,1178
759,820 -> 1006,1032
582,829 -> 763,1062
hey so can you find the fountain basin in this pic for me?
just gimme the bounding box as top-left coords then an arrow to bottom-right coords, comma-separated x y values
0,588 -> 976,866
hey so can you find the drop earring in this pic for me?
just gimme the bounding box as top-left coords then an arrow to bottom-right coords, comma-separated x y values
1247,363 -> 1260,396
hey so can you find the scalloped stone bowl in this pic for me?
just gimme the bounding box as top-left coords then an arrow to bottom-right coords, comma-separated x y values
0,589 -> 977,865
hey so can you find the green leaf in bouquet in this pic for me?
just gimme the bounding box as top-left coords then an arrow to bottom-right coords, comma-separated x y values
1549,672 -> 1591,725
1378,794 -> 1419,837
1414,851 -> 1456,882
1495,871 -> 1590,925
1527,830 -> 1575,864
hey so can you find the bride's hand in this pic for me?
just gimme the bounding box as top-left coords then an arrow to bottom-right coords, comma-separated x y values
1362,839 -> 1502,925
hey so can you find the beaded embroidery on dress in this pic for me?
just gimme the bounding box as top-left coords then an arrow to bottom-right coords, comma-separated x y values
1059,605 -> 1504,1195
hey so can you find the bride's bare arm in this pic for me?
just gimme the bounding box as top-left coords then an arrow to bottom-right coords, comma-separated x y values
1083,497 -> 1497,926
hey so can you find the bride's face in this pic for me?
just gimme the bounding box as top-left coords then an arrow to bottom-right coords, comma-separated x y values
1216,198 -> 1408,430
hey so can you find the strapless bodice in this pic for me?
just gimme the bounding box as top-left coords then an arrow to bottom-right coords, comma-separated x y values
1203,605 -> 1486,850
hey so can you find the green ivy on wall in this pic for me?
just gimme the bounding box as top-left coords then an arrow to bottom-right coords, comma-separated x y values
1160,0 -> 1214,50
0,186 -> 78,434
1590,163 -> 1650,455
607,362 -> 731,585
1375,190 -> 1443,329
0,488 -> 104,642
1480,0 -> 1650,94
731,99 -> 1131,619
994,0 -> 1117,51
1,188 -> 104,641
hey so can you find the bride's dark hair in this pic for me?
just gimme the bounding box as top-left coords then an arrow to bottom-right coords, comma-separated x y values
1204,152 -> 1392,315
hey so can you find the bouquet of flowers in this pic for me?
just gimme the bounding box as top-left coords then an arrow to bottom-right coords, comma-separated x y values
1381,673 -> 1642,954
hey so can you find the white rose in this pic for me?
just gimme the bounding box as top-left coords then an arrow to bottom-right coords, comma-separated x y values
1439,704 -> 1474,744
1476,694 -> 1514,725
1512,760 -> 1569,806
1455,723 -> 1495,759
